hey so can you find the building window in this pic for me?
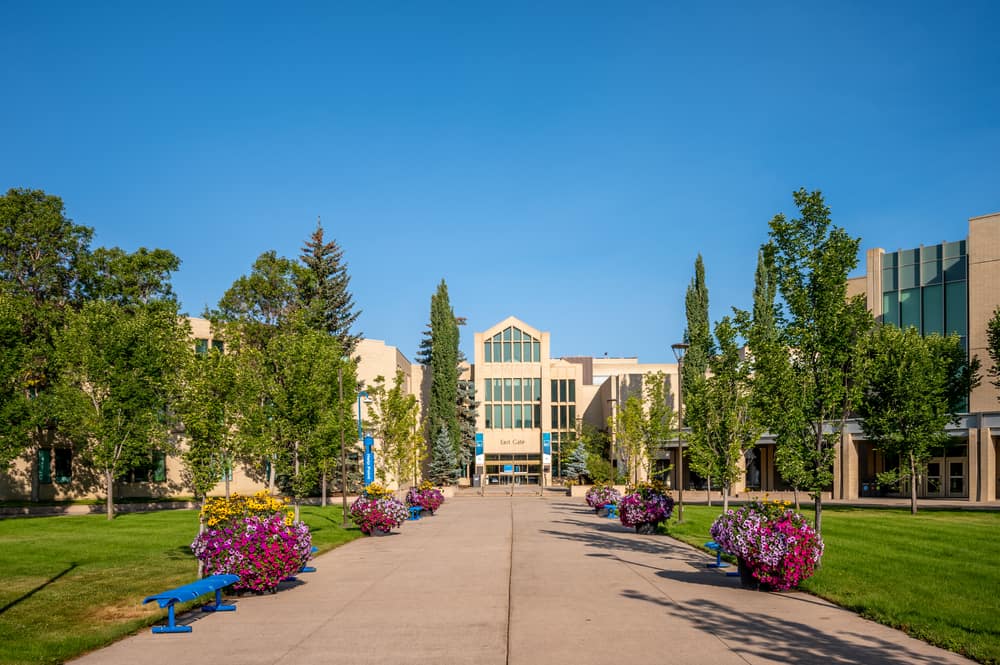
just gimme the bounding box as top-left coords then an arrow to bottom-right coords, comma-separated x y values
484,327 -> 541,363
195,338 -> 209,355
54,448 -> 72,484
484,376 -> 541,429
38,448 -> 52,484
127,451 -> 167,483
211,339 -> 224,353
550,379 -> 577,476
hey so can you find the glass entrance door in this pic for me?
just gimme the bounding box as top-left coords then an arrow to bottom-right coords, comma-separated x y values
925,461 -> 943,497
948,460 -> 966,497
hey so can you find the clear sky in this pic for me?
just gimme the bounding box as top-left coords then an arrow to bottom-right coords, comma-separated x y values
3,1 -> 998,363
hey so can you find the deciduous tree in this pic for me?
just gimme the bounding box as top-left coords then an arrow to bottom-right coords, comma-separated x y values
368,370 -> 424,488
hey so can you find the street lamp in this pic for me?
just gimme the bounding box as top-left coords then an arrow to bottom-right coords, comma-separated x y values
671,342 -> 689,523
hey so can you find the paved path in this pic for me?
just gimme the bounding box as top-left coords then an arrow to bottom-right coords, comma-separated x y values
73,497 -> 974,665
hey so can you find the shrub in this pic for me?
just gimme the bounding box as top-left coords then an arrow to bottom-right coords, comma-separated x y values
191,513 -> 312,593
710,499 -> 824,590
200,490 -> 293,529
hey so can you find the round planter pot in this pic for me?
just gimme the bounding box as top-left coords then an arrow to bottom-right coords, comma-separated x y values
596,506 -> 610,517
634,521 -> 658,535
369,528 -> 390,537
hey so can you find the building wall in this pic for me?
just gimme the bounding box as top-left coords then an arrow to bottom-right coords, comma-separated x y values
969,212 -> 1000,413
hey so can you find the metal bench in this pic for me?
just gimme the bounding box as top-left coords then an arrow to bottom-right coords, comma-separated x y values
142,574 -> 239,634
408,506 -> 423,520
603,503 -> 618,519
704,541 -> 740,577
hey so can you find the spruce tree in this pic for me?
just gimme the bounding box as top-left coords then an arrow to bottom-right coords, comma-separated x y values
562,441 -> 588,481
456,379 -> 478,473
428,424 -> 458,485
298,220 -> 362,354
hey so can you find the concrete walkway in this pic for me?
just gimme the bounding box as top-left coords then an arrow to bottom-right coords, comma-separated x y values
73,497 -> 974,665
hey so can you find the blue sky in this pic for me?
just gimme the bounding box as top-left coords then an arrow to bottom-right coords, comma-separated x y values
3,1 -> 998,363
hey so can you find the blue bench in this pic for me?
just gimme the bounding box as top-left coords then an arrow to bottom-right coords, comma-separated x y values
603,503 -> 618,519
704,541 -> 740,577
142,574 -> 239,634
300,546 -> 319,573
408,506 -> 423,520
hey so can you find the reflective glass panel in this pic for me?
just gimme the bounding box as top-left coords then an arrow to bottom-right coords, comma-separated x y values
514,405 -> 522,428
882,266 -> 897,292
513,341 -> 522,362
513,328 -> 522,341
534,379 -> 541,401
551,380 -> 558,401
484,341 -> 492,363
922,285 -> 943,335
944,256 -> 966,282
524,378 -> 533,401
533,341 -> 540,362
899,288 -> 920,330
524,407 -> 532,428
882,292 -> 899,326
504,378 -> 513,401
484,380 -> 493,401
945,281 -> 967,336
899,264 -> 920,290
503,341 -> 511,362
513,379 -> 522,401
921,260 -> 942,286
569,380 -> 576,402
559,380 -> 567,402
503,327 -> 512,341
494,405 -> 503,428
503,405 -> 512,428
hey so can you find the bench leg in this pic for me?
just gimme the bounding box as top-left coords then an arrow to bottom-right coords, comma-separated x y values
706,550 -> 730,568
201,588 -> 236,612
152,604 -> 193,633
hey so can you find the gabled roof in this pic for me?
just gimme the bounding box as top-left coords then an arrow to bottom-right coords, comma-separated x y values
480,316 -> 545,339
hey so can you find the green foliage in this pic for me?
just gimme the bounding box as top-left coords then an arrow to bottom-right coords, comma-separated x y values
682,254 -> 713,458
367,370 -> 424,487
175,347 -> 248,499
0,188 -> 94,470
857,325 -> 979,513
297,221 -> 362,354
687,317 -> 764,503
427,424 -> 457,485
456,379 -> 478,470
562,440 -> 588,481
422,280 -> 461,475
610,373 -> 674,485
988,306 -> 1000,397
52,300 -> 189,518
766,189 -> 871,531
78,247 -> 180,305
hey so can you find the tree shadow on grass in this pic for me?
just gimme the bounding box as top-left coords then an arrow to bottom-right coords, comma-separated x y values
619,590 -> 959,665
0,562 -> 78,616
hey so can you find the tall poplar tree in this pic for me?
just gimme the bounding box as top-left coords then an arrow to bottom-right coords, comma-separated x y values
767,188 -> 870,533
298,220 -> 362,354
422,280 -> 460,478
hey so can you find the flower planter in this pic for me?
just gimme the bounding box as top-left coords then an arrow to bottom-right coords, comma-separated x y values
371,528 -> 390,537
634,521 -> 659,535
596,506 -> 610,517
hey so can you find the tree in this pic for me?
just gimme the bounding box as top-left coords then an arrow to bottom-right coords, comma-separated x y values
422,280 -> 460,478
367,370 -> 424,488
767,188 -> 871,533
699,317 -> 765,512
427,424 -> 457,485
53,300 -> 189,519
681,254 -> 713,451
988,306 -> 1000,398
0,189 -> 92,490
857,325 -> 979,514
175,346 -> 249,501
297,220 -> 362,355
641,371 -> 674,484
562,441 -> 588,481
611,395 -> 645,485
456,378 -> 478,475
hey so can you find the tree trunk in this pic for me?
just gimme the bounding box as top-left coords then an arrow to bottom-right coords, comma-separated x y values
706,476 -> 713,507
268,458 -> 275,494
723,483 -> 730,513
197,497 -> 206,577
793,488 -> 800,512
321,470 -> 328,507
224,462 -> 230,499
909,453 -> 918,515
105,469 -> 115,520
814,427 -> 824,535
294,442 -> 301,522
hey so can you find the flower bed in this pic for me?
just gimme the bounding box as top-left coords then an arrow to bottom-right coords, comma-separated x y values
349,484 -> 409,535
192,493 -> 311,593
585,484 -> 622,510
618,482 -> 674,531
710,499 -> 824,591
406,482 -> 445,514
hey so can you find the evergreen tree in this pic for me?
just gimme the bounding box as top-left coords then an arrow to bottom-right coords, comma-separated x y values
423,280 -> 460,477
456,379 -> 478,473
562,441 -> 588,481
428,424 -> 458,485
298,220 -> 362,354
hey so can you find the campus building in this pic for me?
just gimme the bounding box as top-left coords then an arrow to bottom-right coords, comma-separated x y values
5,213 -> 999,505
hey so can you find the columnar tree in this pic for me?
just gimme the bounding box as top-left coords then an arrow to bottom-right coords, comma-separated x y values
368,370 -> 424,488
857,326 -> 978,514
297,220 -> 362,355
421,280 -> 460,479
0,189 -> 92,491
768,188 -> 871,533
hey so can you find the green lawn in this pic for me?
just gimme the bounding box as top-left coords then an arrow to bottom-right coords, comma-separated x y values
0,505 -> 362,665
662,504 -> 1000,664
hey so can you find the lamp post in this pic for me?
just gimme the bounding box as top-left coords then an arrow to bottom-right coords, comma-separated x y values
340,367 -> 348,526
671,342 -> 689,523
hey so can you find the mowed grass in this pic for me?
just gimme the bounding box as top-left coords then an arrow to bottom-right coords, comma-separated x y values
662,504 -> 1000,664
0,505 -> 362,665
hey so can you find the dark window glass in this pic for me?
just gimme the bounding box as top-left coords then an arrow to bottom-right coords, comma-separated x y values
523,342 -> 531,361
503,327 -> 512,341
899,248 -> 919,265
494,379 -> 502,401
153,451 -> 166,482
534,405 -> 541,426
551,380 -> 558,402
513,341 -> 522,362
559,380 -> 567,402
882,251 -> 897,268
503,342 -> 512,362
942,241 -> 964,259
551,406 -> 558,428
524,378 -> 533,401
899,264 -> 919,290
921,259 -> 942,286
485,406 -> 492,429
881,266 -> 897,292
513,328 -> 522,342
569,405 -> 576,425
504,379 -> 513,402
503,405 -> 512,428
484,380 -> 493,402
944,256 -> 967,282
534,379 -> 541,401
494,406 -> 503,429
514,405 -> 523,428
523,407 -> 532,429
560,405 -> 568,429
484,342 -> 492,363
211,340 -> 224,352
195,338 -> 208,355
54,448 -> 72,484
493,333 -> 502,344
568,380 -> 576,402
921,244 -> 942,262
533,341 -> 540,362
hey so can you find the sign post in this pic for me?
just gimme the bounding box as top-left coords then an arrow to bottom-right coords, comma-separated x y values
363,435 -> 375,487
475,433 -> 484,495
542,432 -> 552,487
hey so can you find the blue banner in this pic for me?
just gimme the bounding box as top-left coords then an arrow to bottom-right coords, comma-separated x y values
363,435 -> 375,486
503,464 -> 514,473
475,432 -> 483,457
542,432 -> 551,456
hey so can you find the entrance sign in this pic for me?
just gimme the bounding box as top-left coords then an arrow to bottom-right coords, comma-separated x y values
363,435 -> 375,486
